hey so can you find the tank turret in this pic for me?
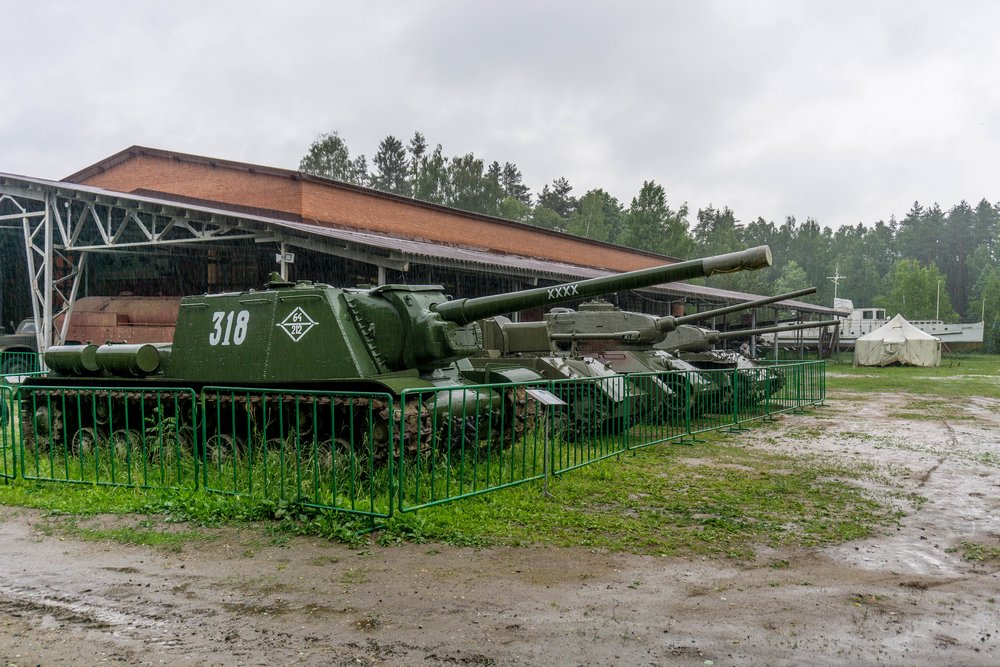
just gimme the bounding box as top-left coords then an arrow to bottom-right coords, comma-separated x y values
546,286 -> 816,348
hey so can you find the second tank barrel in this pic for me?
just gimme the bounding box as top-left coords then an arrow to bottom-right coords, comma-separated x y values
717,319 -> 841,339
433,246 -> 773,326
665,286 -> 818,330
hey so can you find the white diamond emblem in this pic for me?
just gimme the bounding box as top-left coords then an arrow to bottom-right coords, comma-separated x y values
277,307 -> 317,342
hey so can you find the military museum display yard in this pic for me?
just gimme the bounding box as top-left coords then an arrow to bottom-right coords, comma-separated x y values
0,357 -> 998,664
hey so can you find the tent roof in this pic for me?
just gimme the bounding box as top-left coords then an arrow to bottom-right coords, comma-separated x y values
856,313 -> 940,342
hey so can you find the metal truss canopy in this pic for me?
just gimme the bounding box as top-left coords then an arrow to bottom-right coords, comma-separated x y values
0,172 -> 839,353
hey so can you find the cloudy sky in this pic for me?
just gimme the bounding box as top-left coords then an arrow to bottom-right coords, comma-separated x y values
2,1 -> 998,229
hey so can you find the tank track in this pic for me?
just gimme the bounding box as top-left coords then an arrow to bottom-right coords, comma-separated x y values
17,386 -> 539,466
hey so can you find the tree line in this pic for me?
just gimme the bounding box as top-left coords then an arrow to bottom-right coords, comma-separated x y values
299,131 -> 1000,351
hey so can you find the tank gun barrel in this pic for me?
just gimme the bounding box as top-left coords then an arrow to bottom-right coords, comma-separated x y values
716,319 -> 840,340
660,286 -> 817,331
550,331 -> 641,343
432,246 -> 773,326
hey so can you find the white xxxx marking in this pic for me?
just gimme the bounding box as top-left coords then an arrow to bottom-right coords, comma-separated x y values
547,283 -> 580,300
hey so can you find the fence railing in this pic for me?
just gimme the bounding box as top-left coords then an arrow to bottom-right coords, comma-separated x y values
0,351 -> 42,375
1,360 -> 826,515
16,384 -> 198,489
200,387 -> 395,518
1,383 -> 16,481
395,380 -> 547,511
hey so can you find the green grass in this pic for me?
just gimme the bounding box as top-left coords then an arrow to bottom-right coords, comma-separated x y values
826,353 -> 1000,396
377,429 -> 900,558
36,515 -> 212,551
0,424 -> 899,559
9,356 -> 992,559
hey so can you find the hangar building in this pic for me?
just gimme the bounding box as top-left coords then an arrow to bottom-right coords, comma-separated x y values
0,146 -> 833,352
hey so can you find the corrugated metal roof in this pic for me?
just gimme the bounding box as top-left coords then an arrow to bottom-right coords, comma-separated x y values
265,220 -> 834,313
0,171 -> 839,315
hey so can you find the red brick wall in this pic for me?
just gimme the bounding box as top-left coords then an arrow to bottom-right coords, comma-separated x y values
79,153 -> 666,272
300,182 -> 659,271
81,155 -> 304,215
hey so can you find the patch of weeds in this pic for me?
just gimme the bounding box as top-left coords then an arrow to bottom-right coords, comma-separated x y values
950,541 -> 1000,562
340,568 -> 369,585
784,427 -> 824,440
308,555 -> 340,566
64,522 -> 210,552
268,533 -> 291,547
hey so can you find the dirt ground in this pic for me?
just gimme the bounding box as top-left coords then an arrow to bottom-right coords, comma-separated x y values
2,388 -> 1000,666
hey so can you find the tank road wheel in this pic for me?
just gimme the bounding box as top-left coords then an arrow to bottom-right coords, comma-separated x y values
145,420 -> 194,463
549,408 -> 585,443
436,416 -> 482,461
603,410 -> 635,436
110,429 -> 142,459
289,396 -> 316,439
653,377 -> 692,424
305,438 -> 335,472
203,434 -> 243,465
22,401 -> 63,452
71,427 -> 97,455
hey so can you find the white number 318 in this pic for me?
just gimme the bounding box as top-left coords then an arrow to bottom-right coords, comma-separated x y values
209,310 -> 250,346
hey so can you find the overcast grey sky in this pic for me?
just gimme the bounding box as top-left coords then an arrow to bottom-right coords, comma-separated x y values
2,1 -> 998,229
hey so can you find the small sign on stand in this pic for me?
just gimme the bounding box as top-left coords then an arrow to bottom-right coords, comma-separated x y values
525,388 -> 567,498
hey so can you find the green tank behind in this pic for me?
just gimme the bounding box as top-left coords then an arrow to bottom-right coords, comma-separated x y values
537,287 -> 819,421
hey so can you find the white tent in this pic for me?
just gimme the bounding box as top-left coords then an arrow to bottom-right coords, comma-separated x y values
854,314 -> 941,367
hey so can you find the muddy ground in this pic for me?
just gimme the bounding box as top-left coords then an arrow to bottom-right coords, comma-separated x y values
2,388 -> 1000,666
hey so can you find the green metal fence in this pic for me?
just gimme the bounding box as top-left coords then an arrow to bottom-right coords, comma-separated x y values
0,351 -> 41,375
199,387 -> 395,518
0,360 -> 826,514
624,371 -> 692,448
547,375 -> 635,474
16,384 -> 197,489
396,380 -> 552,511
760,360 -> 825,416
1,383 -> 16,480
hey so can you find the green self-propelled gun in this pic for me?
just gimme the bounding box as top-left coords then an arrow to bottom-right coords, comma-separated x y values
534,287 -> 819,421
22,246 -> 773,456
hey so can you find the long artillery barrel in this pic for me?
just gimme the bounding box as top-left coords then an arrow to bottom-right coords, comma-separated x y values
716,319 -> 841,340
660,318 -> 841,353
550,331 -> 642,343
432,246 -> 773,326
656,286 -> 817,332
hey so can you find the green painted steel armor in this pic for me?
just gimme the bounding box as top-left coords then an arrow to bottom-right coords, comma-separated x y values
534,287 -> 824,420
23,246 -> 772,456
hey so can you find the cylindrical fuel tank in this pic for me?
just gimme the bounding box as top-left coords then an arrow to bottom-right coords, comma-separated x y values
94,343 -> 169,377
44,344 -> 100,375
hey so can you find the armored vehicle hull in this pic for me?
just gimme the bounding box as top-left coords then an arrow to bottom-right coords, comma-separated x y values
19,246 -> 773,460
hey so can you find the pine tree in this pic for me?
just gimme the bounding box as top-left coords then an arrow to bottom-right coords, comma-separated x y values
618,181 -> 691,258
371,135 -> 411,196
